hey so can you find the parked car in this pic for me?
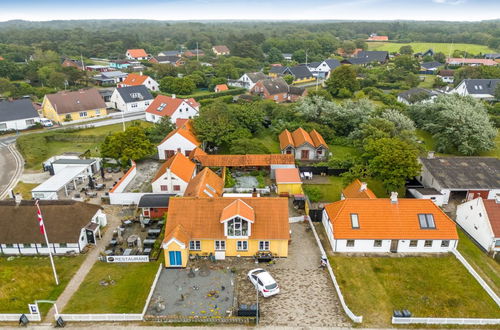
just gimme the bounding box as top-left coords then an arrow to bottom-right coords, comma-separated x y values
40,118 -> 54,127
247,268 -> 280,297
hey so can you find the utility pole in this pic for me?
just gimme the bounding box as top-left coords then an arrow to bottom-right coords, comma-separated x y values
305,49 -> 308,66
196,42 -> 199,62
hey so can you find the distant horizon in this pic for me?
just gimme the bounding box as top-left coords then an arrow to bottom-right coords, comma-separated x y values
0,0 -> 499,22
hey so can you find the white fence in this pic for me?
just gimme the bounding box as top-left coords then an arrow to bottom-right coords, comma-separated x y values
0,314 -> 41,322
306,217 -> 363,323
223,187 -> 271,194
55,263 -> 163,322
289,216 -> 306,223
393,317 -> 500,325
108,160 -> 144,205
110,161 -> 136,194
452,249 -> 500,307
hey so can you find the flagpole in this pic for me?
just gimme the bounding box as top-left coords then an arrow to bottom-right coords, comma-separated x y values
36,200 -> 60,285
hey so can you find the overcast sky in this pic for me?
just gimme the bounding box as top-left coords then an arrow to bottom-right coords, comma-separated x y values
0,0 -> 498,22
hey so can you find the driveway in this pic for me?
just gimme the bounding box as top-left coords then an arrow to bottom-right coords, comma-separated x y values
0,142 -> 23,199
238,222 -> 350,327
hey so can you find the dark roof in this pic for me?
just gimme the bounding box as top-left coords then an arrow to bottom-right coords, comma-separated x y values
289,86 -> 306,96
344,51 -> 389,65
420,157 -> 500,190
438,69 -> 454,77
45,89 -> 106,114
155,55 -> 181,63
260,77 -> 289,94
269,66 -> 288,75
52,158 -> 96,165
138,194 -> 175,208
0,200 -> 101,244
324,59 -> 341,70
421,61 -> 443,70
484,53 -> 500,60
397,88 -> 435,101
159,50 -> 182,56
306,61 -> 321,68
286,66 -> 313,79
0,98 -> 39,122
461,79 -> 500,96
245,72 -> 268,83
115,86 -> 153,103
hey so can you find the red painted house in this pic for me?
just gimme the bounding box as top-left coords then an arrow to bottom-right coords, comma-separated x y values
137,194 -> 175,219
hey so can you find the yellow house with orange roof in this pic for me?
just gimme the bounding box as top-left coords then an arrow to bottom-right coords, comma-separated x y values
162,197 -> 290,267
275,168 -> 303,195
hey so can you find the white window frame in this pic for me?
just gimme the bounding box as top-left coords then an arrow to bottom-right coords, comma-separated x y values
79,111 -> 88,118
346,240 -> 355,247
441,240 -> 450,247
258,241 -> 270,251
25,119 -> 35,126
215,240 -> 226,251
226,217 -> 249,237
189,240 -> 201,251
409,240 -> 418,247
373,240 -> 382,247
237,240 -> 248,251
424,240 -> 433,247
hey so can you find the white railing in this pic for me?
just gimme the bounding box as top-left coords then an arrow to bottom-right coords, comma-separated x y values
452,249 -> 500,307
392,317 -> 500,325
0,314 -> 41,322
306,217 -> 363,323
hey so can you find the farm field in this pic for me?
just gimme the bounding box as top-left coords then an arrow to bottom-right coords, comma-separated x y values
367,42 -> 494,54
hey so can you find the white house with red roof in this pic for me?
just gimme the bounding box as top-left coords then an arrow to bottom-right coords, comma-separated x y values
456,197 -> 500,255
145,95 -> 200,124
125,49 -> 149,60
118,73 -> 159,92
151,153 -> 197,195
279,128 -> 329,160
157,120 -> 201,160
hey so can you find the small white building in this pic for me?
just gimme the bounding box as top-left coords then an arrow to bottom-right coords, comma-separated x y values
419,154 -> 500,205
151,153 -> 196,195
279,128 -> 329,161
312,59 -> 340,79
0,98 -> 40,131
145,95 -> 199,124
231,72 -> 268,90
322,194 -> 458,253
456,197 -> 500,255
408,187 -> 445,206
118,73 -> 159,92
126,49 -> 149,61
110,85 -> 153,113
157,121 -> 201,160
452,79 -> 500,100
0,200 -> 106,255
437,70 -> 454,84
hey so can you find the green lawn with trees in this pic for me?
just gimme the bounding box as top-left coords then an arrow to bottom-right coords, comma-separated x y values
0,256 -> 84,315
330,255 -> 500,327
367,42 -> 494,54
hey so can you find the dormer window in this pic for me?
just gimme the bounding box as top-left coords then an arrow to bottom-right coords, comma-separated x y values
227,217 -> 249,237
220,199 -> 255,238
418,214 -> 436,229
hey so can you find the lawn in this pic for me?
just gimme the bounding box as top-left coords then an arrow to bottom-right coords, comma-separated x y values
12,181 -> 38,199
367,42 -> 494,55
330,255 -> 500,327
304,176 -> 345,203
63,260 -> 161,313
253,130 -> 281,153
16,121 -> 150,170
329,144 -> 361,161
418,75 -> 435,89
0,256 -> 84,315
457,228 -> 500,295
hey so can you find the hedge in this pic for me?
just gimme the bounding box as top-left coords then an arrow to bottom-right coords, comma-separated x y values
199,95 -> 234,106
176,87 -> 246,100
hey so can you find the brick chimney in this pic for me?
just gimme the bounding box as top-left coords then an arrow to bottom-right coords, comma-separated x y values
390,192 -> 398,204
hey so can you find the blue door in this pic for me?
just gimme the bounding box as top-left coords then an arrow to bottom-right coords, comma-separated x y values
169,251 -> 182,266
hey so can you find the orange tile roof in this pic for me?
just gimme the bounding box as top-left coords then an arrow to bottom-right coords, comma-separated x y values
215,84 -> 229,91
184,168 -> 224,198
159,121 -> 200,146
324,199 -> 458,240
164,224 -> 190,246
163,197 -> 290,242
193,154 -> 295,167
367,36 -> 389,41
279,129 -> 294,149
152,153 -> 196,183
279,128 -> 328,149
483,199 -> 500,237
275,168 -> 301,184
220,199 -> 255,223
176,118 -> 188,128
213,45 -> 230,53
145,95 -> 199,118
446,58 -> 498,66
127,49 -> 148,58
121,73 -> 149,86
342,179 -> 377,199
189,147 -> 207,160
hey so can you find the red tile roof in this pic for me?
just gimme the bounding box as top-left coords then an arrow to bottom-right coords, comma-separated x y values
159,120 -> 200,146
275,168 -> 301,184
127,49 -> 148,58
483,199 -> 500,237
279,128 -> 328,149
193,154 -> 295,167
446,58 -> 498,66
184,168 -> 224,198
176,118 -> 189,128
324,199 -> 458,240
188,147 -> 207,160
220,199 -> 255,223
215,84 -> 229,92
121,73 -> 149,86
342,179 -> 377,199
152,153 -> 196,183
367,36 -> 389,41
145,95 -> 199,118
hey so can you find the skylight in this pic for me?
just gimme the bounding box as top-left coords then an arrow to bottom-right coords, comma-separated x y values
350,213 -> 359,229
418,214 -> 436,229
157,103 -> 166,111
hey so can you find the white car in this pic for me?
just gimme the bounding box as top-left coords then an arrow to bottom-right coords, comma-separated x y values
40,118 -> 54,127
247,268 -> 280,298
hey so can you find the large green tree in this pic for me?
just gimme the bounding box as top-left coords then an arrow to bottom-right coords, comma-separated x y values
100,125 -> 155,165
325,65 -> 359,97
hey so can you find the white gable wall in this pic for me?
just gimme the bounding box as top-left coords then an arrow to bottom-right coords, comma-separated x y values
157,134 -> 198,160
152,170 -> 190,195
456,198 -> 498,252
110,90 -> 152,113
169,101 -> 199,124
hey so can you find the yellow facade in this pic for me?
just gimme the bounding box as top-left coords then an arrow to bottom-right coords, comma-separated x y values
163,238 -> 289,268
269,72 -> 279,78
292,76 -> 316,84
277,183 -> 303,195
42,96 -> 107,123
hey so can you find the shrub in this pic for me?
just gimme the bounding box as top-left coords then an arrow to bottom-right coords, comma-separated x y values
303,186 -> 323,203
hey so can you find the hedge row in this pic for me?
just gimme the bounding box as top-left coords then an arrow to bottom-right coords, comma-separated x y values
177,87 -> 246,100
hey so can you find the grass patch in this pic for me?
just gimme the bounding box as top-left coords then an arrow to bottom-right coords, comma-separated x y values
252,130 -> 281,153
304,176 -> 344,203
367,42 -> 494,55
328,144 -> 361,161
12,181 -> 38,199
418,75 -> 436,89
16,121 -> 151,170
0,256 -> 84,315
330,254 -> 500,327
457,228 -> 500,295
63,260 -> 161,313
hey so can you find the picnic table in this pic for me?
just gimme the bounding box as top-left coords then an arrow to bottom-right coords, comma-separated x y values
123,220 -> 133,226
143,239 -> 156,246
148,229 -> 161,235
143,248 -> 152,255
104,250 -> 113,255
123,249 -> 132,256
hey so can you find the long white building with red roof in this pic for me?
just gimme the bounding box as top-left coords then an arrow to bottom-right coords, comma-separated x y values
145,94 -> 200,124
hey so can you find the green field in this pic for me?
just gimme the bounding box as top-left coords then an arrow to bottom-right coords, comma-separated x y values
16,121 -> 151,170
0,256 -> 84,315
330,254 -> 500,327
64,260 -> 160,313
12,181 -> 38,199
367,42 -> 494,55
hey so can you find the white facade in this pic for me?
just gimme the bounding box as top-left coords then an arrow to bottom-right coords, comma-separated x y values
126,51 -> 148,61
238,74 -> 259,90
0,117 -> 40,131
151,169 -> 194,195
456,198 -> 500,253
145,100 -> 199,124
438,75 -> 454,84
109,89 -> 152,113
282,144 -> 327,161
157,133 -> 198,160
121,76 -> 159,92
408,188 -> 446,207
452,80 -> 495,100
322,209 -> 458,253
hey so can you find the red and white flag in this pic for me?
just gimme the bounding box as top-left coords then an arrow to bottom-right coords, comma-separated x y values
35,200 -> 45,235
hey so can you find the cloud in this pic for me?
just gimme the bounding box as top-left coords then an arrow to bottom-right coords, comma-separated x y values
432,0 -> 465,5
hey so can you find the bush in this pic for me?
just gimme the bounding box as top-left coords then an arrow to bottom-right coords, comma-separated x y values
176,87 -> 246,100
225,169 -> 236,188
303,186 -> 323,203
199,95 -> 234,106
338,88 -> 353,98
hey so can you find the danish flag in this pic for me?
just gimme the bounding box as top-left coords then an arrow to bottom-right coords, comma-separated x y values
35,200 -> 45,235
